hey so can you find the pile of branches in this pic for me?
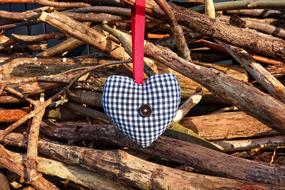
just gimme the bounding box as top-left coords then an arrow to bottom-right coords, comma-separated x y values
1,0 -> 285,189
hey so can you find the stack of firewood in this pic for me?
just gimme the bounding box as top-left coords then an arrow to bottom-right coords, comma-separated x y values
0,0 -> 285,189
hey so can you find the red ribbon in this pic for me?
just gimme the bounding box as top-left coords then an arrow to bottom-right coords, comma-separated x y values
131,0 -> 146,84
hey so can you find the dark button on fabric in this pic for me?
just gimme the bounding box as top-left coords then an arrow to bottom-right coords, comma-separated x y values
139,104 -> 152,117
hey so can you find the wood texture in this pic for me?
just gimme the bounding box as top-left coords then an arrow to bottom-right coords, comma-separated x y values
1,132 -> 276,190
39,122 -> 285,186
181,112 -> 276,140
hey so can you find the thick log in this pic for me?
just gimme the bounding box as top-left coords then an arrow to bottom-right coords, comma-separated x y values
181,112 -> 275,140
166,4 -> 285,61
6,149 -> 128,190
39,122 -> 285,186
1,132 -> 276,190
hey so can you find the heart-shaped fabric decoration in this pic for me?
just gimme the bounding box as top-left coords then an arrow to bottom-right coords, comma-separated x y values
102,73 -> 180,147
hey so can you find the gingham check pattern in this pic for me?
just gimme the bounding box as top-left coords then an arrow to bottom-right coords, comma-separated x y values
102,73 -> 180,147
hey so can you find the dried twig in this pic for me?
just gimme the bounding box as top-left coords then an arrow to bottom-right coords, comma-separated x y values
154,0 -> 191,60
0,62 -> 126,140
219,42 -> 285,104
25,95 -> 45,182
193,0 -> 285,12
63,102 -> 110,123
38,12 -> 130,61
215,135 -> 285,152
193,39 -> 284,65
173,87 -> 203,122
220,15 -> 285,39
11,33 -> 65,43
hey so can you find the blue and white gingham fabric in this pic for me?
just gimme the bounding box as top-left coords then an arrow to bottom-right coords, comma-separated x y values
102,73 -> 180,147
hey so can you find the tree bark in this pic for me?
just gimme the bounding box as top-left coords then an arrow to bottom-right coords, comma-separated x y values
6,149 -> 128,190
144,42 -> 285,133
160,3 -> 285,61
39,122 -> 285,186
0,132 -> 276,190
0,146 -> 59,190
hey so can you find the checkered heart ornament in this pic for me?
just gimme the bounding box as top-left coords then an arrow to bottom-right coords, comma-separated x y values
102,0 -> 180,147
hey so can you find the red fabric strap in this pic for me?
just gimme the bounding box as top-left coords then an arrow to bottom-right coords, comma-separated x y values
131,0 -> 146,84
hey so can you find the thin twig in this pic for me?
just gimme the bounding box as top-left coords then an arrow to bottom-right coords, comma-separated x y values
102,21 -> 156,76
0,62 -> 127,140
193,0 -> 285,12
154,0 -> 191,60
4,86 -> 36,106
173,87 -> 203,122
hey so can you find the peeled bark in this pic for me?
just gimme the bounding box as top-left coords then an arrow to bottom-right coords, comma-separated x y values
181,112 -> 276,140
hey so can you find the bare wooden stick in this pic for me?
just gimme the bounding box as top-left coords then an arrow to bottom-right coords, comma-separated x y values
26,96 -> 46,182
204,0 -> 215,18
64,12 -> 126,22
36,0 -> 90,8
154,0 -> 191,60
215,135 -> 285,152
72,6 -> 131,16
0,0 -> 90,8
11,33 -> 65,43
0,145 -> 59,190
63,102 -> 110,123
219,42 -> 285,104
36,37 -> 85,57
4,86 -> 36,105
225,9 -> 284,17
219,15 -> 285,39
173,87 -> 202,122
193,39 -> 284,65
38,12 -> 130,61
193,0 -> 285,12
